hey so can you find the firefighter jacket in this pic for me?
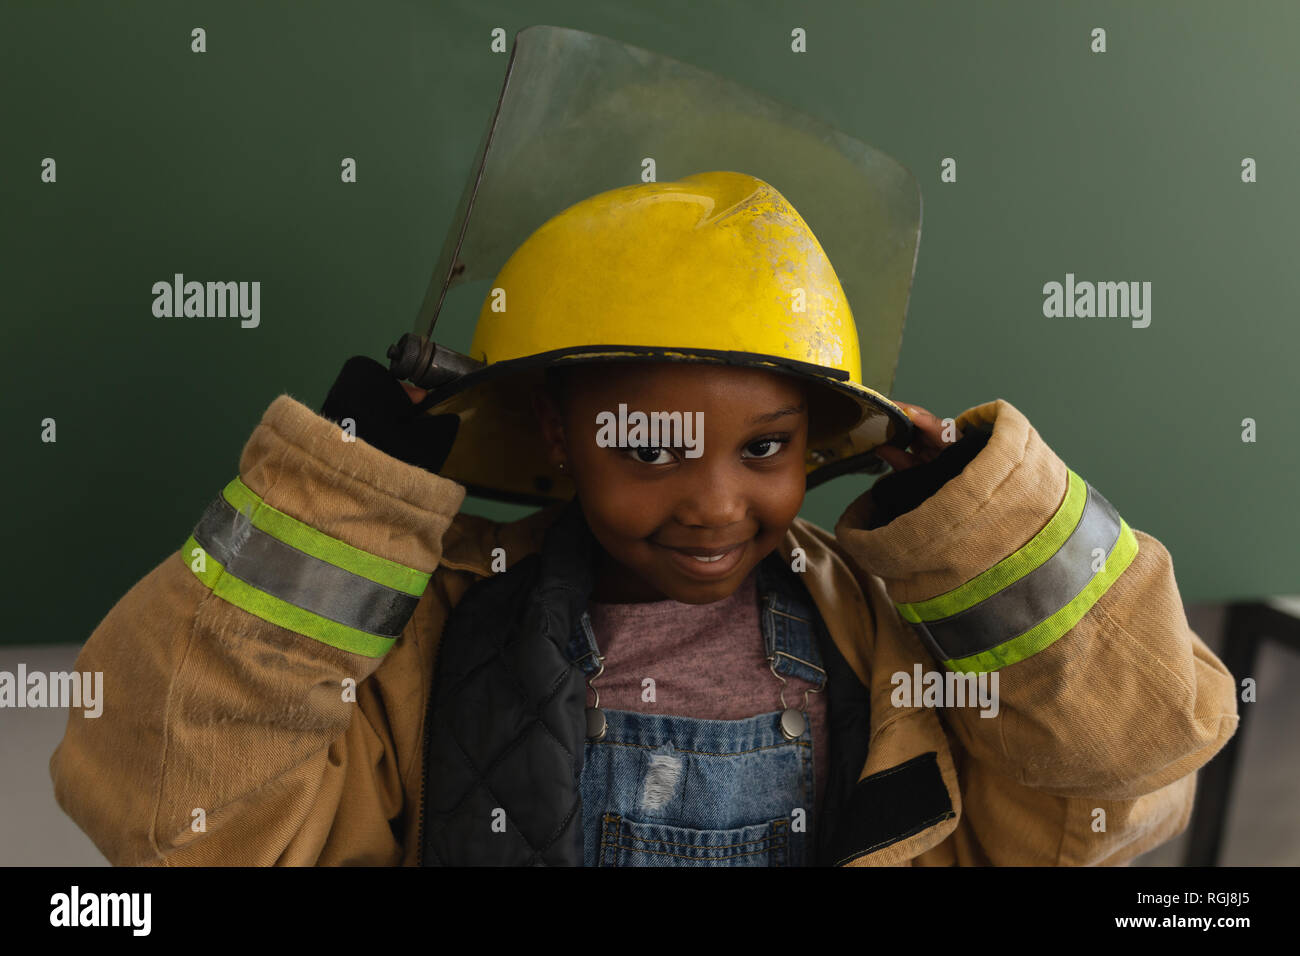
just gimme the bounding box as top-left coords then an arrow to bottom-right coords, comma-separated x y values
49,394 -> 1240,865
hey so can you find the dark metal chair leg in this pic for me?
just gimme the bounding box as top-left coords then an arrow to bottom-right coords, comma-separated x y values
1182,602 -> 1262,866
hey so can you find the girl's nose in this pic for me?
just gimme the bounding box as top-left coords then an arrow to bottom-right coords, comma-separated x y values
671,465 -> 749,529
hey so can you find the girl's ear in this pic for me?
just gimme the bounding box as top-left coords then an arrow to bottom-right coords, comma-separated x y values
530,383 -> 568,468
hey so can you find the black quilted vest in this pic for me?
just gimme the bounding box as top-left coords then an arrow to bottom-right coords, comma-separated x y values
417,498 -> 954,865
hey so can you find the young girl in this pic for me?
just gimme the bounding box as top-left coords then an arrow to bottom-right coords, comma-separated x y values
51,172 -> 1238,866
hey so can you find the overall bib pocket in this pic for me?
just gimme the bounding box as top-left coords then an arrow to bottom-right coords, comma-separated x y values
580,709 -> 814,867
597,813 -> 791,867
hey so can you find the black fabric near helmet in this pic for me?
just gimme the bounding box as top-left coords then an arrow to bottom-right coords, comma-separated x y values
866,423 -> 994,530
320,356 -> 460,474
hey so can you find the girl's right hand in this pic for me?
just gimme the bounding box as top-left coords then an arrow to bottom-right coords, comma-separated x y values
319,356 -> 458,474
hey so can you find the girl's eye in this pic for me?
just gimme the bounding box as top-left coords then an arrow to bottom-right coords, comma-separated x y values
626,438 -> 790,464
742,437 -> 789,460
628,447 -> 675,465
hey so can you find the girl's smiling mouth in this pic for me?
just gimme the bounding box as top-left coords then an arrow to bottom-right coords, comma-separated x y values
653,539 -> 750,579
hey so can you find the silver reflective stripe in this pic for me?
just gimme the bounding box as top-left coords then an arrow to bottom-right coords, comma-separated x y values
192,495 -> 420,638
914,481 -> 1123,661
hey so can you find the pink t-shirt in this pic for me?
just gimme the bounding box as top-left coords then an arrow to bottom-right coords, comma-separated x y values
586,569 -> 829,822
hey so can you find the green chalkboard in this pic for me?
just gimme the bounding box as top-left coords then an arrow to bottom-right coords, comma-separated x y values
3,0 -> 1297,647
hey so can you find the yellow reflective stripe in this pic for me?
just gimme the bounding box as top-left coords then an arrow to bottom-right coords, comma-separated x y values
221,476 -> 428,597
942,520 -> 1139,673
181,534 -> 396,658
895,469 -> 1089,624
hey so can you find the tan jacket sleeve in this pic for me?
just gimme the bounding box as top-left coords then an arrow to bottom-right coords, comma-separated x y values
833,398 -> 1240,865
49,395 -> 466,865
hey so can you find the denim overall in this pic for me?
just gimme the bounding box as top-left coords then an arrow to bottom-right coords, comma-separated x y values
569,553 -> 828,867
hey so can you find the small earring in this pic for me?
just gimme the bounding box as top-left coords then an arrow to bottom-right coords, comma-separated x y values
557,460 -> 567,473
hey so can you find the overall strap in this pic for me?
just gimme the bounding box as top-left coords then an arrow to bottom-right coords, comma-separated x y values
754,551 -> 828,690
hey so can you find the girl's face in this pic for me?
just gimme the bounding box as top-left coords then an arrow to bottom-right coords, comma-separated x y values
533,362 -> 809,605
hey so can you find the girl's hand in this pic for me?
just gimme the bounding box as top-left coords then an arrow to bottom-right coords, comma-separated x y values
319,356 -> 456,473
875,403 -> 963,473
399,382 -> 428,404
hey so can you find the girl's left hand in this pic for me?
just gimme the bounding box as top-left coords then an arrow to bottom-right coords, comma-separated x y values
875,403 -> 963,473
